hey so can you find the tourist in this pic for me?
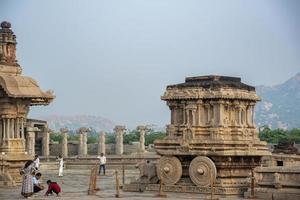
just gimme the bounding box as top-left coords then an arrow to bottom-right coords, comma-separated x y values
33,172 -> 44,193
20,160 -> 36,198
33,154 -> 40,170
45,180 -> 61,196
57,155 -> 64,177
97,153 -> 106,175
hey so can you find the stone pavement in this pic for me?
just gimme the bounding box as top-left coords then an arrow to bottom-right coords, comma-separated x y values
0,168 -> 245,200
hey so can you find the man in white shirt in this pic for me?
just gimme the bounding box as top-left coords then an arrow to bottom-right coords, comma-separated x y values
97,153 -> 106,175
33,172 -> 44,193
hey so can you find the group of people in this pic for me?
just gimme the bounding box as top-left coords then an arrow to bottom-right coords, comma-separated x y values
20,153 -> 106,198
20,155 -> 62,198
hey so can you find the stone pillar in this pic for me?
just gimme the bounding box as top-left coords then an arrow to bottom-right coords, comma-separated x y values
20,118 -> 25,139
26,126 -> 39,156
42,126 -> 50,157
3,118 -> 6,139
15,118 -> 19,138
6,118 -> 10,139
78,127 -> 89,157
114,125 -> 125,155
78,131 -> 83,156
60,128 -> 69,158
98,131 -> 106,155
137,125 -> 147,153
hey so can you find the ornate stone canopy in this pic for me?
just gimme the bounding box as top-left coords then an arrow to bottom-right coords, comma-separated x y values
0,21 -> 54,105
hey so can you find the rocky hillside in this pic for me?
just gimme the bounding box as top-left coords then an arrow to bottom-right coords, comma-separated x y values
39,115 -> 116,132
255,73 -> 300,129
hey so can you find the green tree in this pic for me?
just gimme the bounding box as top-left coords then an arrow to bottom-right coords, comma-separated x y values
145,131 -> 166,145
259,127 -> 300,144
50,132 -> 63,143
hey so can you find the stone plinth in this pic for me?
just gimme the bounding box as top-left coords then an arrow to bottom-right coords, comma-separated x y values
114,125 -> 126,155
98,131 -> 105,155
244,166 -> 300,200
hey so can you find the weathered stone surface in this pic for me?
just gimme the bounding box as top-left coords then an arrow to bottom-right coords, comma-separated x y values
244,166 -> 300,200
152,75 -> 270,196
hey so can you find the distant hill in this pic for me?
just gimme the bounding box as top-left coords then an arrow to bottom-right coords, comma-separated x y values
255,72 -> 300,129
38,115 -> 116,132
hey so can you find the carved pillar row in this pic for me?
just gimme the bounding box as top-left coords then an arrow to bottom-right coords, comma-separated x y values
98,131 -> 106,155
137,125 -> 147,152
42,127 -> 50,157
114,125 -> 125,155
61,128 -> 69,158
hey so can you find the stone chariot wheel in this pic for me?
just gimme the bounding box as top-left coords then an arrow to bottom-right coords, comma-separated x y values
189,156 -> 217,187
157,156 -> 182,185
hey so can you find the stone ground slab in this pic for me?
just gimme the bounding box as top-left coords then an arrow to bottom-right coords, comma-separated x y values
0,169 -> 245,200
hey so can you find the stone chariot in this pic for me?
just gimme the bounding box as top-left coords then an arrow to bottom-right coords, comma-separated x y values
154,75 -> 270,195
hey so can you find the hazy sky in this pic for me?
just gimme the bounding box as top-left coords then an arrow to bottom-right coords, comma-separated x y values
0,0 -> 299,128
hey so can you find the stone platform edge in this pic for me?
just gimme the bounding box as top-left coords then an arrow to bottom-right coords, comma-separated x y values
123,183 -> 247,196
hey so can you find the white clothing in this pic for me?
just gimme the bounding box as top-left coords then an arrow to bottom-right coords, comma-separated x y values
58,158 -> 64,177
97,156 -> 106,165
34,158 -> 40,169
32,176 -> 39,185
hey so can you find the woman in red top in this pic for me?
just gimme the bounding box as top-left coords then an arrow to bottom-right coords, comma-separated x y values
45,180 -> 61,196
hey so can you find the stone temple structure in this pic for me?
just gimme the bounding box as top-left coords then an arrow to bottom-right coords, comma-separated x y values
0,21 -> 54,185
153,75 -> 270,195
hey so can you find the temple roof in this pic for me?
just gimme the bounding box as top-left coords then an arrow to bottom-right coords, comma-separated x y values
0,74 -> 54,105
167,75 -> 255,91
0,21 -> 55,106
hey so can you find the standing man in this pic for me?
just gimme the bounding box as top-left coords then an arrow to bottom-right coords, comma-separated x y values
97,153 -> 106,175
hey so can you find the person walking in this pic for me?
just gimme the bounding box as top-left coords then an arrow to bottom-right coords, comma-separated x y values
97,153 -> 106,175
20,160 -> 36,198
57,155 -> 64,177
